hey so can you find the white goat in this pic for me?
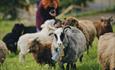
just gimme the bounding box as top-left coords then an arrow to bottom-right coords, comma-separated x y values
17,19 -> 56,63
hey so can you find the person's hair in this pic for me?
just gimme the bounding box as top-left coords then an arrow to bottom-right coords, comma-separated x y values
41,0 -> 59,9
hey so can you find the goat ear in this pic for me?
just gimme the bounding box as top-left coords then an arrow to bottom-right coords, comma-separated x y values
48,25 -> 56,30
108,16 -> 113,22
73,19 -> 79,26
49,32 -> 54,36
100,17 -> 105,22
41,24 -> 45,28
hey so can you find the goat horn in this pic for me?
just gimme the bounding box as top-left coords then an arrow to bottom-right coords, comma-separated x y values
108,16 -> 113,21
63,26 -> 71,33
109,16 -> 113,19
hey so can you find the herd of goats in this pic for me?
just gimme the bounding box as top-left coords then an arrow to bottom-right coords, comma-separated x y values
0,16 -> 115,70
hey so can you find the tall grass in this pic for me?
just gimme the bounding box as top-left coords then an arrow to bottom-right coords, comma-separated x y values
0,20 -> 115,70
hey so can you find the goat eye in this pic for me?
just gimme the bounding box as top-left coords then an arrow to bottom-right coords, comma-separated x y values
60,33 -> 64,41
54,34 -> 58,40
55,48 -> 58,52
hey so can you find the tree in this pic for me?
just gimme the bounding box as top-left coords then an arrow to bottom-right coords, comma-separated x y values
60,0 -> 94,9
0,0 -> 36,20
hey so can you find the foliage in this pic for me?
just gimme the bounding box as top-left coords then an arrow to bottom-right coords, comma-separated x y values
60,0 -> 94,9
0,0 -> 36,20
0,0 -> 94,20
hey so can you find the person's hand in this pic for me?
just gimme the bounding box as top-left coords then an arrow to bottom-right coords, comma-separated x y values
49,10 -> 56,17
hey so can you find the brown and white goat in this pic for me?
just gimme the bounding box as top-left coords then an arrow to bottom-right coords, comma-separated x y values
29,37 -> 55,66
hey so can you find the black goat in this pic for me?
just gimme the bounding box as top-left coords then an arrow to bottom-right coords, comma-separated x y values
2,23 -> 36,54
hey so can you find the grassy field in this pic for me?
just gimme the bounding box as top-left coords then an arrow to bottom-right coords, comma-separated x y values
0,19 -> 115,70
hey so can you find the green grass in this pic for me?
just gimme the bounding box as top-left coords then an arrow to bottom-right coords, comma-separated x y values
0,20 -> 14,39
0,20 -> 115,70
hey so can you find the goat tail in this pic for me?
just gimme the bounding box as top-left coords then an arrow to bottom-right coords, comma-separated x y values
110,51 -> 115,70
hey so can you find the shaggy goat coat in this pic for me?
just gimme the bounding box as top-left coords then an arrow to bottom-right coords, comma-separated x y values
18,19 -> 56,63
52,27 -> 87,63
29,38 -> 53,65
51,26 -> 87,70
78,20 -> 97,47
64,17 -> 96,49
61,27 -> 87,63
0,40 -> 9,64
94,17 -> 113,39
98,33 -> 115,70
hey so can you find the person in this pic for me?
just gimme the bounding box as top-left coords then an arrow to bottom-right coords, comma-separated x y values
36,0 -> 59,31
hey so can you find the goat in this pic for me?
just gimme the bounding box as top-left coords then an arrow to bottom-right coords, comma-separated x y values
98,33 -> 115,70
63,17 -> 96,49
29,37 -> 55,66
94,16 -> 113,39
18,19 -> 57,63
2,24 -> 24,54
51,26 -> 87,70
2,23 -> 37,54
